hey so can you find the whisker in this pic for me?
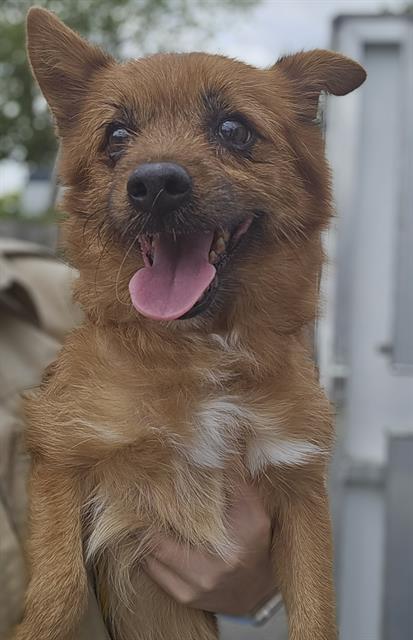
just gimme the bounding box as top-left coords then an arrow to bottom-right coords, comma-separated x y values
115,231 -> 142,307
82,210 -> 97,238
93,230 -> 115,295
151,188 -> 164,212
91,216 -> 120,296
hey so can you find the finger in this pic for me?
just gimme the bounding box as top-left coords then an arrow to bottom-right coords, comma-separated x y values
225,479 -> 271,543
224,476 -> 262,519
151,535 -> 227,586
144,556 -> 197,606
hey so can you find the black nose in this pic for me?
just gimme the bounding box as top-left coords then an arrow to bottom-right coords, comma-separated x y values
127,162 -> 192,214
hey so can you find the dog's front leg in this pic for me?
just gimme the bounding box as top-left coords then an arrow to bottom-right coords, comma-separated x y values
273,472 -> 337,640
13,462 -> 87,640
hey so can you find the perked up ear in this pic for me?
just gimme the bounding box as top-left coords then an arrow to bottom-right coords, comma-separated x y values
274,49 -> 366,119
26,7 -> 114,131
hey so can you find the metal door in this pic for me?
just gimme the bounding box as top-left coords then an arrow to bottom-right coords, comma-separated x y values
318,14 -> 413,640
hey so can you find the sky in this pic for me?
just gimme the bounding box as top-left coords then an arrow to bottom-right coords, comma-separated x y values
208,0 -> 407,66
0,0 -> 408,195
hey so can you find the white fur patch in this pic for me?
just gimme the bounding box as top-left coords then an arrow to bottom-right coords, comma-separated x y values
185,397 -> 325,473
186,397 -> 252,468
210,331 -> 240,351
210,331 -> 257,366
246,438 -> 325,475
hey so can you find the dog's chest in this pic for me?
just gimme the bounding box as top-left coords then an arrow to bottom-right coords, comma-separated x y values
184,395 -> 323,475
163,334 -> 325,475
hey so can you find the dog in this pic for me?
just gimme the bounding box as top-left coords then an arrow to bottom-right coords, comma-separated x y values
16,7 -> 365,640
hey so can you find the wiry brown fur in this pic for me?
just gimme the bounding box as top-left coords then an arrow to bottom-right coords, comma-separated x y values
15,7 -> 366,640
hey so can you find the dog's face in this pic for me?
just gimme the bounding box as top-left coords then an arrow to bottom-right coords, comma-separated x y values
27,8 -> 365,331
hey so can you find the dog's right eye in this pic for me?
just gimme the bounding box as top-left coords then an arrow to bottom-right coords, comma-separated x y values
216,117 -> 255,153
106,125 -> 131,161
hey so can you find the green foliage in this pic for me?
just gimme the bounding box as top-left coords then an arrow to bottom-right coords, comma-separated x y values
0,0 -> 257,168
0,190 -> 58,221
0,191 -> 20,218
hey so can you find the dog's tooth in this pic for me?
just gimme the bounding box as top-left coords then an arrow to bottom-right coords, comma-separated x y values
209,250 -> 218,264
222,231 -> 230,243
215,237 -> 226,255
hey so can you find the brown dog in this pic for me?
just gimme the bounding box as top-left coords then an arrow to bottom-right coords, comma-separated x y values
16,7 -> 365,640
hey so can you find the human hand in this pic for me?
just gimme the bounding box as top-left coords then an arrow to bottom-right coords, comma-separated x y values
144,479 -> 276,616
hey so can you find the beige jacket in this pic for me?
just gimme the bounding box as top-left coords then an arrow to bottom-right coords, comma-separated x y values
0,238 -> 110,639
0,238 -> 286,640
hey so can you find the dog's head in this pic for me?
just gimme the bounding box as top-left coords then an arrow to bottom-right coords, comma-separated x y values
26,8 -> 365,333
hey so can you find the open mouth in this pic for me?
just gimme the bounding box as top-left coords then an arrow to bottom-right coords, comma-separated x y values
128,216 -> 254,321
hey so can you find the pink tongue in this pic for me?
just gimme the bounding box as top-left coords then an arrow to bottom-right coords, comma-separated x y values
129,231 -> 216,321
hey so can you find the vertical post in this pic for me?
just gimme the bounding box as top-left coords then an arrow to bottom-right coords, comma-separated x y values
383,434 -> 413,639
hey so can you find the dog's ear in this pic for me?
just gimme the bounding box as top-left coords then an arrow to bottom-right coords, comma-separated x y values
274,49 -> 366,119
26,7 -> 114,132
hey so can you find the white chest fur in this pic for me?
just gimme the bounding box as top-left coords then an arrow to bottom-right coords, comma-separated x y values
185,397 -> 324,474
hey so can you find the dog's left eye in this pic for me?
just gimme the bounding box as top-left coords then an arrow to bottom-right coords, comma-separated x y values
217,119 -> 252,148
107,126 -> 131,160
